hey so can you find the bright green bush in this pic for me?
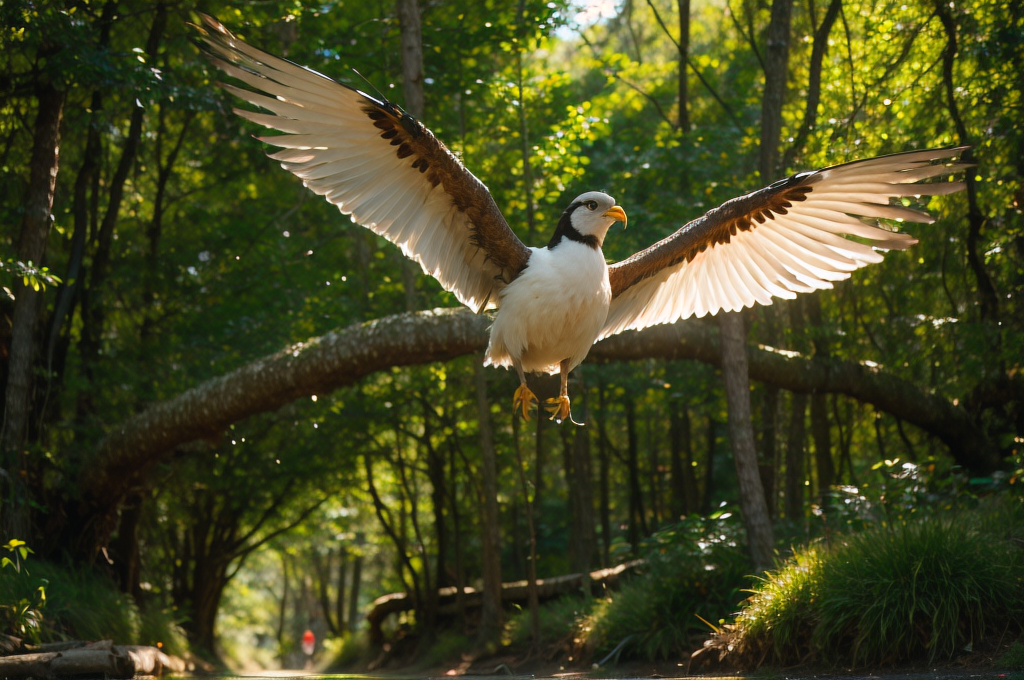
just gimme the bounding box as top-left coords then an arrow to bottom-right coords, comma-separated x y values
733,501 -> 1024,666
584,513 -> 752,661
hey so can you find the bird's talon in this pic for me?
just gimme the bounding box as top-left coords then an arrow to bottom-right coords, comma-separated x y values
544,396 -> 572,424
513,384 -> 538,421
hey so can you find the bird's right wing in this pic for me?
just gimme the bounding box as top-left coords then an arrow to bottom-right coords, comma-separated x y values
195,14 -> 531,312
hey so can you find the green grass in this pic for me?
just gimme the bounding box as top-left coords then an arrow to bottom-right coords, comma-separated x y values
0,559 -> 188,654
732,500 -> 1024,666
999,641 -> 1024,670
505,595 -> 593,648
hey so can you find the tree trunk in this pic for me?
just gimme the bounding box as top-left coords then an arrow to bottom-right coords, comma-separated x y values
449,441 -> 467,627
77,3 -> 167,414
109,491 -> 144,599
347,542 -> 363,633
396,0 -> 424,118
785,392 -> 808,520
277,552 -> 290,659
677,0 -> 691,132
562,416 -> 596,576
718,312 -> 775,572
811,393 -> 834,504
759,386 -> 779,518
2,82 -> 65,540
805,295 -> 834,505
396,0 -> 425,312
3,83 -> 65,458
597,382 -> 612,566
758,0 -> 795,180
625,399 -> 648,553
474,362 -> 502,643
702,413 -> 717,514
783,0 -> 842,166
670,402 -> 699,516
934,0 -> 998,322
645,413 -> 662,529
364,454 -> 420,621
336,548 -> 348,633
513,414 -> 541,648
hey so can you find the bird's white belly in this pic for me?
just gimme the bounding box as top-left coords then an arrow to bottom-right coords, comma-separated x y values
484,243 -> 611,375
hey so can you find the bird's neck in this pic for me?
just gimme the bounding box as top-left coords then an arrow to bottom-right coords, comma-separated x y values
547,211 -> 602,250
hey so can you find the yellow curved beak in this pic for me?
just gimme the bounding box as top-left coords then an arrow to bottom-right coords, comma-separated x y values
603,205 -> 627,228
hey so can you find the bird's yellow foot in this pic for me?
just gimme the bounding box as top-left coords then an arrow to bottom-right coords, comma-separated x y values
544,395 -> 575,424
513,384 -> 538,421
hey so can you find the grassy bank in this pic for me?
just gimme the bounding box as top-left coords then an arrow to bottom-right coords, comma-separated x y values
0,559 -> 188,656
721,498 -> 1024,667
501,512 -> 753,662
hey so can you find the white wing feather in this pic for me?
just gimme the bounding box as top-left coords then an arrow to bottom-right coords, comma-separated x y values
601,148 -> 968,339
201,18 -> 521,312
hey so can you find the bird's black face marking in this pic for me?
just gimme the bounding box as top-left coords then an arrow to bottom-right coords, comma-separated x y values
547,200 -> 600,250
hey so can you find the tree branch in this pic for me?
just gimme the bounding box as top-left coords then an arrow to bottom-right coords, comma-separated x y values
76,306 -> 1003,555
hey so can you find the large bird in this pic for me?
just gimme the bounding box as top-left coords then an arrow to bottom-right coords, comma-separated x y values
195,15 -> 968,424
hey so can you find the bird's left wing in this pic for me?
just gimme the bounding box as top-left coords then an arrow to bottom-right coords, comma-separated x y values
601,147 -> 969,339
195,15 -> 531,312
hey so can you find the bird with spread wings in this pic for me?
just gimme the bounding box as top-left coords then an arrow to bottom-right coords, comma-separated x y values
195,14 -> 968,425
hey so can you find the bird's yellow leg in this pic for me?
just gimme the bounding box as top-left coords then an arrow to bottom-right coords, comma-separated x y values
511,360 -> 538,421
545,359 -> 580,425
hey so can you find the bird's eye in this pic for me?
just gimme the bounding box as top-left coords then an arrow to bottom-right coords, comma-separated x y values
585,200 -> 598,210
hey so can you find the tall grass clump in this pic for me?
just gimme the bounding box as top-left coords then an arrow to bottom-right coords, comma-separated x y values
0,559 -> 188,654
584,513 -> 752,661
505,595 -> 593,649
732,501 -> 1024,666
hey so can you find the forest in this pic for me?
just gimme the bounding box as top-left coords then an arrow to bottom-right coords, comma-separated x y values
0,0 -> 1022,674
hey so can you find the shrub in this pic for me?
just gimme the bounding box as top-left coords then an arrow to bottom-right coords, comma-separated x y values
0,559 -> 188,655
505,595 -> 593,649
732,502 -> 1024,666
998,640 -> 1024,670
584,513 -> 752,661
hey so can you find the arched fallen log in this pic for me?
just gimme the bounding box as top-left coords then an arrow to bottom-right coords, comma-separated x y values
365,560 -> 643,644
75,308 -> 1000,557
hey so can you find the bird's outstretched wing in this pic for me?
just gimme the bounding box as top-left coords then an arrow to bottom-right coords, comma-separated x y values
601,147 -> 969,339
195,14 -> 531,312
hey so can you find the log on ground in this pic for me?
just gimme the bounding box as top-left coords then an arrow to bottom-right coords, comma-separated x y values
367,560 -> 642,643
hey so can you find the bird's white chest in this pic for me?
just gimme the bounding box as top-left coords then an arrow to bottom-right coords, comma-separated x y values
487,242 -> 612,374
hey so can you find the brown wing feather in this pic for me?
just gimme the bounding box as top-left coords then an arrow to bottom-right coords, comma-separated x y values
195,14 -> 531,311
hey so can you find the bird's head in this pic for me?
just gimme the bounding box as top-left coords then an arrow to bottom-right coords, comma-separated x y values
566,191 -> 627,246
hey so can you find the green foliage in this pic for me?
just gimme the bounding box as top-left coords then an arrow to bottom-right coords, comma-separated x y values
505,595 -> 593,648
0,540 -> 46,643
1,0 -> 1022,665
417,630 -> 475,668
138,605 -> 190,658
999,640 -> 1024,670
584,513 -> 752,661
0,260 -> 62,292
323,631 -> 369,671
733,501 -> 1024,666
0,559 -> 187,653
